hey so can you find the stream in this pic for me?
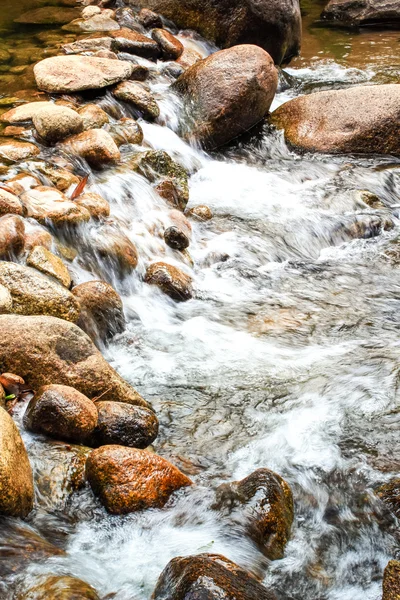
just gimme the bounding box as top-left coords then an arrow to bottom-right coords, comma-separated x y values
1,0 -> 400,599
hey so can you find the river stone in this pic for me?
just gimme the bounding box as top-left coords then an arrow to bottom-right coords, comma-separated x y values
82,6 -> 102,18
214,468 -> 294,560
78,104 -> 110,130
74,192 -> 110,219
133,150 -> 189,209
27,245 -> 71,288
0,215 -> 25,258
0,284 -> 13,314
270,84 -> 400,156
24,384 -> 98,444
144,262 -> 193,301
87,223 -> 139,276
62,15 -> 120,32
322,0 -> 400,26
31,162 -> 80,192
0,101 -> 52,124
164,210 -> 192,250
0,140 -> 40,164
62,36 -> 115,55
129,0 -> 301,65
174,45 -> 278,149
0,314 -> 148,406
151,553 -> 277,600
0,261 -> 79,322
61,129 -> 120,168
20,186 -> 90,225
0,407 -> 34,518
72,280 -> 125,343
112,81 -> 160,120
0,188 -> 23,216
17,575 -> 100,600
177,46 -> 203,70
152,28 -> 184,60
32,104 -> 83,144
137,8 -> 163,28
106,118 -> 144,146
86,446 -> 192,514
24,226 -> 53,253
34,56 -> 133,93
383,560 -> 400,600
186,204 -> 213,221
14,7 -> 81,25
94,401 -> 159,448
110,28 -> 160,59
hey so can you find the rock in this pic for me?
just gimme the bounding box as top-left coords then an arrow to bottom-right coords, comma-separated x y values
34,56 -> 133,93
151,553 -> 277,600
74,192 -> 110,219
152,29 -> 184,60
0,48 -> 11,65
82,5 -> 102,18
27,245 -> 71,288
131,0 -> 301,65
24,226 -> 53,253
1,101 -> 51,124
322,0 -> 400,27
63,36 -> 115,54
186,204 -> 213,221
72,280 -> 125,342
61,129 -> 120,168
63,15 -> 120,32
106,117 -> 144,146
2,126 -> 30,139
383,560 -> 400,600
112,81 -> 160,120
177,46 -> 203,70
376,478 -> 400,518
14,7 -> 81,25
86,446 -> 192,514
24,384 -> 98,444
135,150 -> 189,209
164,209 -> 192,250
32,104 -> 83,144
0,188 -> 23,217
163,62 -> 185,79
20,186 -> 90,225
155,179 -> 188,211
0,140 -> 40,163
215,469 -> 293,560
0,261 -> 79,322
110,28 -> 160,59
175,45 -> 278,149
115,7 -> 144,31
137,8 -> 163,29
86,224 -> 139,276
78,104 -> 110,130
0,314 -> 147,406
144,262 -> 193,301
270,84 -> 400,156
0,407 -> 34,517
0,215 -> 25,258
6,172 -> 41,193
32,162 -> 80,192
17,575 -> 100,600
0,284 -> 13,314
94,401 -> 159,448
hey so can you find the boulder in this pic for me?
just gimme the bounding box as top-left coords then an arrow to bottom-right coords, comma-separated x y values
110,28 -> 160,59
32,104 -> 83,144
134,150 -> 189,209
20,186 -> 90,225
27,245 -> 71,288
152,29 -> 184,60
129,0 -> 301,64
34,56 -> 133,93
0,140 -> 40,163
0,188 -> 23,217
86,446 -> 192,513
62,37 -> 115,55
186,204 -> 213,221
0,101 -> 51,124
78,104 -> 110,130
383,560 -> 400,600
112,82 -> 160,120
0,261 -> 79,322
0,407 -> 34,517
151,553 -> 277,600
61,129 -> 120,168
214,468 -> 294,560
72,280 -> 125,343
94,401 -> 159,448
0,314 -> 147,406
0,215 -> 25,258
106,118 -> 144,146
74,192 -> 110,219
322,0 -> 400,27
174,45 -> 278,149
17,575 -> 100,600
144,262 -> 193,301
270,84 -> 400,156
24,384 -> 98,444
14,7 -> 81,25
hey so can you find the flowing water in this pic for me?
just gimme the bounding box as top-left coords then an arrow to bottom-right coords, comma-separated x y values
1,1 -> 400,599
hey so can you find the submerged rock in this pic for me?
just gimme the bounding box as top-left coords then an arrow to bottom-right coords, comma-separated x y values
130,0 -> 301,64
86,223 -> 139,276
174,45 -> 278,149
134,150 -> 189,209
86,446 -> 192,514
27,245 -> 71,288
94,401 -> 159,448
186,204 -> 213,221
74,192 -> 110,219
0,314 -> 147,406
106,117 -> 144,146
270,84 -> 400,155
17,575 -> 100,600
145,262 -> 193,301
0,407 -> 34,517
322,0 -> 400,27
151,553 -> 277,600
31,162 -> 79,192
14,7 -> 81,25
20,186 -> 90,225
383,560 -> 400,600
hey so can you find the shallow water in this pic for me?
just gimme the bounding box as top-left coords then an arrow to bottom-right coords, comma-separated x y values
1,1 -> 400,599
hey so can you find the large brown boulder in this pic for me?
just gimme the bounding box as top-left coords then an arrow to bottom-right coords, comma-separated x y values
17,575 -> 100,600
0,407 -> 34,517
86,446 -> 192,514
214,468 -> 294,560
24,384 -> 98,444
94,401 -> 159,448
322,0 -> 400,27
270,84 -> 400,156
382,560 -> 400,600
0,314 -> 147,407
151,553 -> 277,600
174,45 -> 278,149
34,55 -> 134,93
130,0 -> 301,65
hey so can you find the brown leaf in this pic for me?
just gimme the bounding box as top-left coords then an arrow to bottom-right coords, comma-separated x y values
71,175 -> 89,200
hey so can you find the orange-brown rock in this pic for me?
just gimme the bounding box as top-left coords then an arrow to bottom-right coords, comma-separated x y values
23,226 -> 53,252
61,129 -> 120,168
20,186 -> 90,226
88,223 -> 139,276
78,103 -> 110,130
137,8 -> 162,28
17,575 -> 100,600
94,401 -> 159,448
86,446 -> 192,514
152,29 -> 184,60
0,140 -> 40,163
106,118 -> 144,146
0,214 -> 25,258
74,192 -> 110,219
145,262 -> 193,301
0,188 -> 23,217
110,28 -> 160,59
383,560 -> 400,600
186,204 -> 213,221
112,81 -> 160,121
27,245 -> 71,288
164,209 -> 192,250
151,553 -> 277,600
